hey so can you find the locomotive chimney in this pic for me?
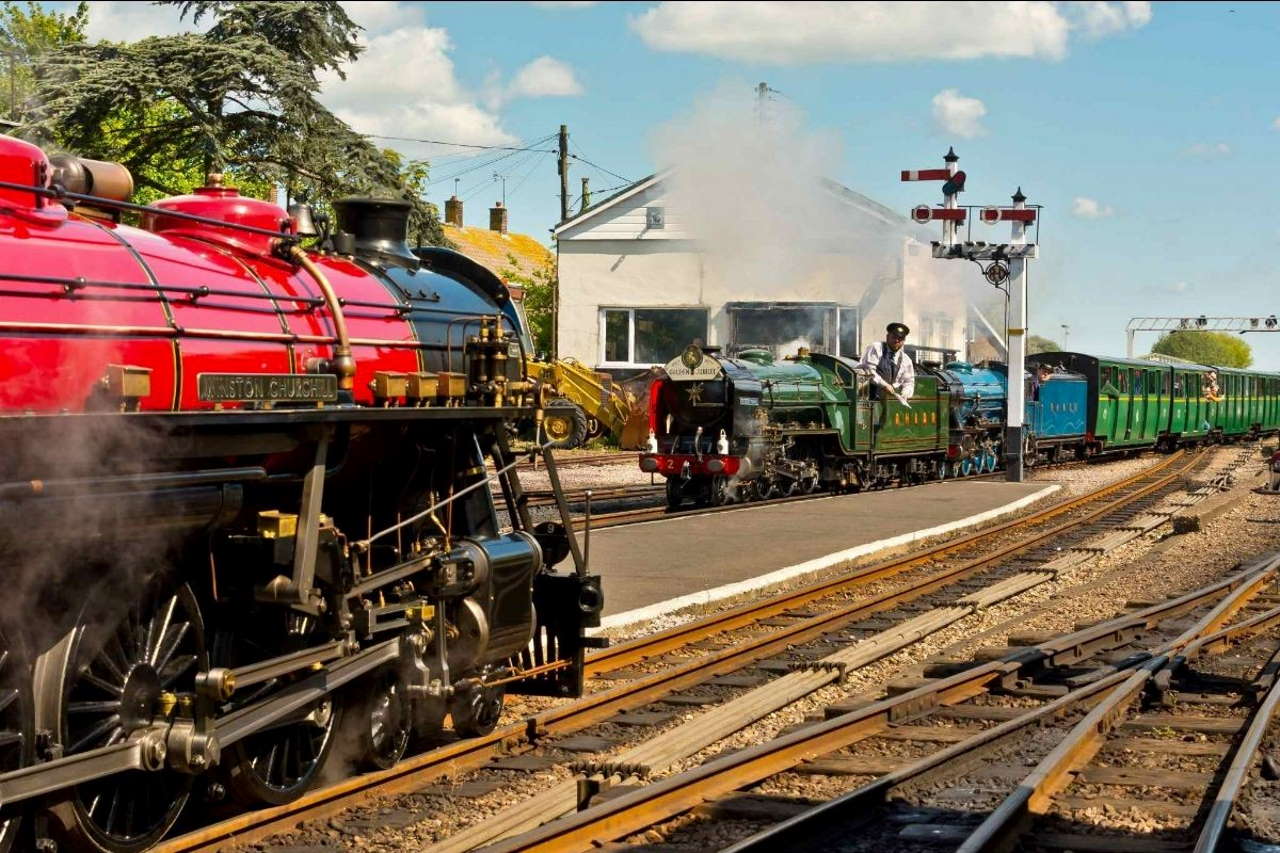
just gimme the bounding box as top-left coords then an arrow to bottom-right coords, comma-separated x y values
489,201 -> 508,234
445,194 -> 463,227
331,196 -> 420,270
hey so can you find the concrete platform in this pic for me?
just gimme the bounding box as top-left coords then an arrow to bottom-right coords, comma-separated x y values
588,480 -> 1059,630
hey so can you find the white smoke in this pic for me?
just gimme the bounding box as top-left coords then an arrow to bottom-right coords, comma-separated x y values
651,81 -> 896,317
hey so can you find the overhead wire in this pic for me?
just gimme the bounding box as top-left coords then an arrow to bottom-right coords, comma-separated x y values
427,133 -> 556,187
457,145 -> 544,203
505,147 -> 550,201
364,133 -> 557,154
568,142 -> 632,184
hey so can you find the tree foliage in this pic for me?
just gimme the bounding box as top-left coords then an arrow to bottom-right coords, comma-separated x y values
500,252 -> 555,356
20,0 -> 443,243
0,1 -> 86,121
1027,335 -> 1061,354
1152,331 -> 1253,368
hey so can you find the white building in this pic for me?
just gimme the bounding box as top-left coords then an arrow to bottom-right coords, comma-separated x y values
551,171 -> 980,373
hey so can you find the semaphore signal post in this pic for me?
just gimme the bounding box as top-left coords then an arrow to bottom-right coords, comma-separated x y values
902,148 -> 1041,482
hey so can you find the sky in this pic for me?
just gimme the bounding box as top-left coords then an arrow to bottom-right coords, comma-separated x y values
58,1 -> 1280,367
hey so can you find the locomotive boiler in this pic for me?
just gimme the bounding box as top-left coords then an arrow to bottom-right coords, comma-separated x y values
0,134 -> 601,852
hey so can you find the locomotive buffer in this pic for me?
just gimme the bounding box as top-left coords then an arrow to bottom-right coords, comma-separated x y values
904,149 -> 1040,482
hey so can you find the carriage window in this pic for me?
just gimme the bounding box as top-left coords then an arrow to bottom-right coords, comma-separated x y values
1102,367 -> 1113,388
1130,371 -> 1142,394
1173,374 -> 1184,396
1118,371 -> 1129,392
1163,373 -> 1172,395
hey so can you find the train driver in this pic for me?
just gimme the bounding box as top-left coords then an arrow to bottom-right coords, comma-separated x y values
859,322 -> 915,403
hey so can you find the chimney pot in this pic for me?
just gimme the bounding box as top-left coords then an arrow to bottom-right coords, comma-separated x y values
444,194 -> 463,227
489,201 -> 508,234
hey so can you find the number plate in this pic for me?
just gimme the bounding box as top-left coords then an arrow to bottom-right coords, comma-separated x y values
197,373 -> 338,403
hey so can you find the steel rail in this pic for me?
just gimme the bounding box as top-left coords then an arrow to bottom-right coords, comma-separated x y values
723,557 -> 1280,853
154,451 -> 1197,852
1194,643 -> 1280,852
584,450 -> 1191,676
956,556 -> 1280,853
485,559 -> 1278,853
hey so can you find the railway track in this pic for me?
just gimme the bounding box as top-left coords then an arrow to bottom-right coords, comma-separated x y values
153,447 -> 1256,852
515,451 -> 630,471
717,568 -> 1280,853
492,552 -> 1280,853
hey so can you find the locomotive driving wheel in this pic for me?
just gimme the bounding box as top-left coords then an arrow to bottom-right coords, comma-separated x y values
0,629 -> 31,853
665,478 -> 684,510
449,681 -> 505,737
46,581 -> 206,853
341,667 -> 410,771
216,617 -> 341,807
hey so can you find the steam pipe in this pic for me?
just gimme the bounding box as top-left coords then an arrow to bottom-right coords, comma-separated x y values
0,466 -> 266,499
287,244 -> 356,390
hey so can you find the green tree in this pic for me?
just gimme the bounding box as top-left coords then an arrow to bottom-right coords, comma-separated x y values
1152,331 -> 1253,368
1027,335 -> 1061,354
22,0 -> 445,242
500,252 -> 554,356
0,1 -> 86,122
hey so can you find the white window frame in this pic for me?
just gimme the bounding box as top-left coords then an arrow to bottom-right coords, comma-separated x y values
598,306 -> 708,368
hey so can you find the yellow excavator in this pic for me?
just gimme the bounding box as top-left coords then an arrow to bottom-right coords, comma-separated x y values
526,357 -> 652,450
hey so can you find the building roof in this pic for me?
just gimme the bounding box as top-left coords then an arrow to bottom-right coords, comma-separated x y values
442,223 -> 553,281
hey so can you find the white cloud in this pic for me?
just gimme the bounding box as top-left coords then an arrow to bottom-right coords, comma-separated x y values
630,2 -> 1150,65
508,56 -> 584,99
1065,1 -> 1151,38
320,20 -> 582,147
84,1 -> 197,42
340,1 -> 427,34
1182,142 -> 1232,158
1072,196 -> 1114,218
320,25 -> 518,146
931,89 -> 987,138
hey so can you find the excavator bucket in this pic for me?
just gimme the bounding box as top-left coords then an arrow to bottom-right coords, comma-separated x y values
618,406 -> 651,450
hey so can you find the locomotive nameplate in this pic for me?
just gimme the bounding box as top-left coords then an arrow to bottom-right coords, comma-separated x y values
197,373 -> 338,403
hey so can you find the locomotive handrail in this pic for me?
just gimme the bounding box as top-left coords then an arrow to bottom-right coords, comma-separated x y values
354,440 -> 554,552
0,177 -> 304,242
0,270 -> 429,316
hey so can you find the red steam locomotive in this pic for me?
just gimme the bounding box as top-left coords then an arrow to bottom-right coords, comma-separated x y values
0,134 -> 601,852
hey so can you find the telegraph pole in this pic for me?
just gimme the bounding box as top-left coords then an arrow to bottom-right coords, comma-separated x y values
558,124 -> 569,223
580,177 -> 591,213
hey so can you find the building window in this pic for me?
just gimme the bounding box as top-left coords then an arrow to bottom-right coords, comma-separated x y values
726,303 -> 859,359
600,307 -> 708,366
